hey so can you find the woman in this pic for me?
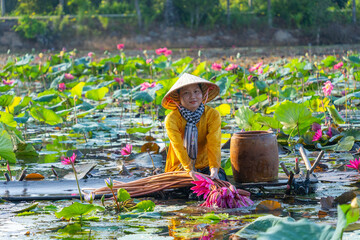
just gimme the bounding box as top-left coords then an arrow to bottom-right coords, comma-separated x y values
161,73 -> 227,181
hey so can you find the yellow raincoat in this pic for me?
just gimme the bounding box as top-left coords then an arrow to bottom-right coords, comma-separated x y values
164,105 -> 221,172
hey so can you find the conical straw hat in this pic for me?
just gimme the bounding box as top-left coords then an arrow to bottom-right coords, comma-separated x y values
161,73 -> 220,110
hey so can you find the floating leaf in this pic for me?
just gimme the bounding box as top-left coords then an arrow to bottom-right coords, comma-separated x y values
24,173 -> 45,180
141,142 -> 160,154
256,200 -> 282,212
13,202 -> 39,213
126,126 -> 153,134
316,136 -> 355,152
55,202 -> 104,220
133,200 -> 155,212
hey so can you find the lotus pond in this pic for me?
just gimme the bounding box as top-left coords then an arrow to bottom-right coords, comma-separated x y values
1,47 -> 360,239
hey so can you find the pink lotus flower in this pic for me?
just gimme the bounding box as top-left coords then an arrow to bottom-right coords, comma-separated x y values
146,58 -> 153,64
117,44 -> 124,50
121,144 -> 132,156
225,64 -> 238,71
155,47 -> 168,55
326,128 -> 333,138
311,123 -> 321,132
249,61 -> 263,72
312,129 -> 322,142
190,175 -> 214,199
247,75 -> 253,81
88,52 -> 94,58
58,83 -> 66,92
322,81 -> 334,96
115,77 -> 124,84
2,79 -> 14,85
140,82 -> 156,91
211,63 -> 222,71
64,73 -> 74,80
191,175 -> 253,208
61,153 -> 77,165
333,61 -> 343,70
164,49 -> 172,56
347,158 -> 360,172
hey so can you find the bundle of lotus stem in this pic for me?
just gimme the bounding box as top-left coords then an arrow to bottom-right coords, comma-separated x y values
82,171 -> 250,198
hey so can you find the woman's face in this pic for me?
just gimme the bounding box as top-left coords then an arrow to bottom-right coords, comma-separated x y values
179,84 -> 203,112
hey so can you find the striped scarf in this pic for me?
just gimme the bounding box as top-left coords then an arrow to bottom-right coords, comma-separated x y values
178,103 -> 205,161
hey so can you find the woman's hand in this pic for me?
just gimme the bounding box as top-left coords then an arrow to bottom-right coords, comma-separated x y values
188,170 -> 199,181
210,168 -> 219,180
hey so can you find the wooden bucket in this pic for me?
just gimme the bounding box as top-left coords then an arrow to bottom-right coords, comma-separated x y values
230,131 -> 279,183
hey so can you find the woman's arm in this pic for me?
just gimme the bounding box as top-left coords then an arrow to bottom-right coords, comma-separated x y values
206,109 -> 222,179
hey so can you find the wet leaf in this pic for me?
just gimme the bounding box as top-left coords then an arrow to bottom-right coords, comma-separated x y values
126,126 -> 153,134
318,210 -> 328,219
57,223 -> 83,235
17,211 -> 36,216
141,142 -> 160,154
256,200 -> 282,212
24,173 -> 45,180
13,202 -> 39,213
55,202 -> 105,220
133,200 -> 155,212
316,136 -> 354,152
145,136 -> 156,141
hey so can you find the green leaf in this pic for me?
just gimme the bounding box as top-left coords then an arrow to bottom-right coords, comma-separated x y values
133,200 -> 155,212
13,202 -> 39,213
327,106 -> 345,124
257,115 -> 282,130
332,199 -> 360,240
117,188 -> 131,202
30,105 -> 63,125
55,202 -> 104,220
0,129 -> 16,163
321,55 -> 337,67
57,223 -> 83,235
71,82 -> 86,98
279,87 -> 297,100
85,87 -> 109,101
340,129 -> 360,141
236,215 -> 334,240
249,94 -> 268,106
126,126 -> 153,134
33,94 -> 58,102
316,136 -> 355,152
234,106 -> 263,131
221,158 -> 233,176
274,101 -> 313,136
215,104 -> 231,116
0,95 -> 14,107
0,112 -> 17,127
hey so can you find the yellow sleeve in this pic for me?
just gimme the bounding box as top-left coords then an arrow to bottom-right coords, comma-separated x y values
206,109 -> 221,169
165,113 -> 193,172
